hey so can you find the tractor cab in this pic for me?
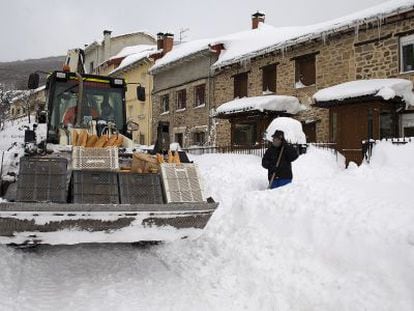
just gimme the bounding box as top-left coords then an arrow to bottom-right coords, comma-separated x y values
29,71 -> 130,144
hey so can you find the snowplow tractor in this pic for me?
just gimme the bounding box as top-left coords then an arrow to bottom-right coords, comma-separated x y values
0,71 -> 218,246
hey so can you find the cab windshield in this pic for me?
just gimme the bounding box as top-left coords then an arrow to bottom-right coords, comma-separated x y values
49,80 -> 124,131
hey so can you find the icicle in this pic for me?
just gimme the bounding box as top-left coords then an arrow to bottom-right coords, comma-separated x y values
321,32 -> 327,45
354,22 -> 360,41
377,13 -> 384,39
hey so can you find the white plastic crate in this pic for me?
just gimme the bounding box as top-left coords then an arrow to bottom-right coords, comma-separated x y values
160,163 -> 204,203
72,146 -> 119,171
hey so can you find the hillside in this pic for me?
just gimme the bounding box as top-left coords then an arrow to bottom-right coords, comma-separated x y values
0,56 -> 65,90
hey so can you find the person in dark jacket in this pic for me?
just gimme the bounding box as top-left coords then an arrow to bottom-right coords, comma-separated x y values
262,130 -> 299,189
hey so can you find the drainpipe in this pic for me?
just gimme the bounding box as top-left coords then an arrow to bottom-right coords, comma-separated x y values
207,53 -> 213,146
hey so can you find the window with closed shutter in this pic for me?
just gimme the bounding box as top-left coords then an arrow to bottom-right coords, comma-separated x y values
234,72 -> 248,98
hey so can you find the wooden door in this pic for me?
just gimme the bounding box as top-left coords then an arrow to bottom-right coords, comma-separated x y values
334,105 -> 369,165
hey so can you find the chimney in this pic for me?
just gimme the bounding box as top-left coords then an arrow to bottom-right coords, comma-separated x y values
251,11 -> 265,29
162,33 -> 174,54
157,32 -> 164,50
103,30 -> 112,60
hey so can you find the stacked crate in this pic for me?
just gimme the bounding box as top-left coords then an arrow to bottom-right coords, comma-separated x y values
72,171 -> 119,204
16,157 -> 68,203
160,163 -> 204,203
118,173 -> 163,204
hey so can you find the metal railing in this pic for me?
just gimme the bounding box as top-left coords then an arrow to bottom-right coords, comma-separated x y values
362,137 -> 414,163
182,143 -> 308,157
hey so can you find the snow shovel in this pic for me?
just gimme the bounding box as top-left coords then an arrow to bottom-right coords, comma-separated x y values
267,145 -> 285,189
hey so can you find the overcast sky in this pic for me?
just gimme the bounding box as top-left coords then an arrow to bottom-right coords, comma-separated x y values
0,0 -> 390,62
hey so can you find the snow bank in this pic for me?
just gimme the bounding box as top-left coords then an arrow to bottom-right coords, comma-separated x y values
264,117 -> 307,144
0,139 -> 413,310
157,145 -> 413,310
215,95 -> 303,116
313,79 -> 414,107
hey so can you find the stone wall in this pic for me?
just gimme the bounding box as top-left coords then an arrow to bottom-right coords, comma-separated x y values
213,12 -> 414,146
152,53 -> 216,147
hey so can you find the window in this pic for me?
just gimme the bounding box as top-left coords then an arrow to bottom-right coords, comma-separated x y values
176,89 -> 186,110
380,110 -> 394,139
175,133 -> 183,147
89,61 -> 94,73
161,95 -> 169,113
400,34 -> 414,72
262,64 -> 277,93
401,113 -> 414,136
194,84 -> 206,107
193,132 -> 206,146
295,54 -> 316,88
233,122 -> 257,145
234,72 -> 248,98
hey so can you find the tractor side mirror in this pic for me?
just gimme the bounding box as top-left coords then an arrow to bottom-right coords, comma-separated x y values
28,73 -> 40,89
137,85 -> 146,101
126,120 -> 139,132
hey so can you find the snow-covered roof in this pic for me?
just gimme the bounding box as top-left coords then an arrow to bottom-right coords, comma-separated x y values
215,95 -> 303,116
85,31 -> 155,51
265,117 -> 307,144
150,0 -> 414,73
110,44 -> 155,60
109,46 -> 157,75
313,79 -> 414,107
150,39 -> 212,73
212,0 -> 414,69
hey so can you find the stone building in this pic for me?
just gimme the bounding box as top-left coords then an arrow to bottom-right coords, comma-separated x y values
150,33 -> 220,148
148,1 -> 414,160
211,3 -> 414,149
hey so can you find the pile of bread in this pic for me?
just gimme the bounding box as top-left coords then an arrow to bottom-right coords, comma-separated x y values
131,150 -> 181,174
71,129 -> 123,148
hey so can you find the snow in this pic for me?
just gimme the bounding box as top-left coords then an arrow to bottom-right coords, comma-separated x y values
313,79 -> 414,107
0,119 -> 413,310
265,117 -> 307,144
109,45 -> 157,75
109,44 -> 155,60
215,95 -> 303,115
150,39 -> 212,73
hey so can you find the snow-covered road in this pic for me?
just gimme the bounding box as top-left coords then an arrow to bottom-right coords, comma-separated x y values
0,143 -> 413,311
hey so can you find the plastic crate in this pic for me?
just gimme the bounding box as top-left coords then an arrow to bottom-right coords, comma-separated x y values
72,146 -> 119,171
160,163 -> 204,203
72,171 -> 119,204
16,157 -> 68,203
118,173 -> 163,204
